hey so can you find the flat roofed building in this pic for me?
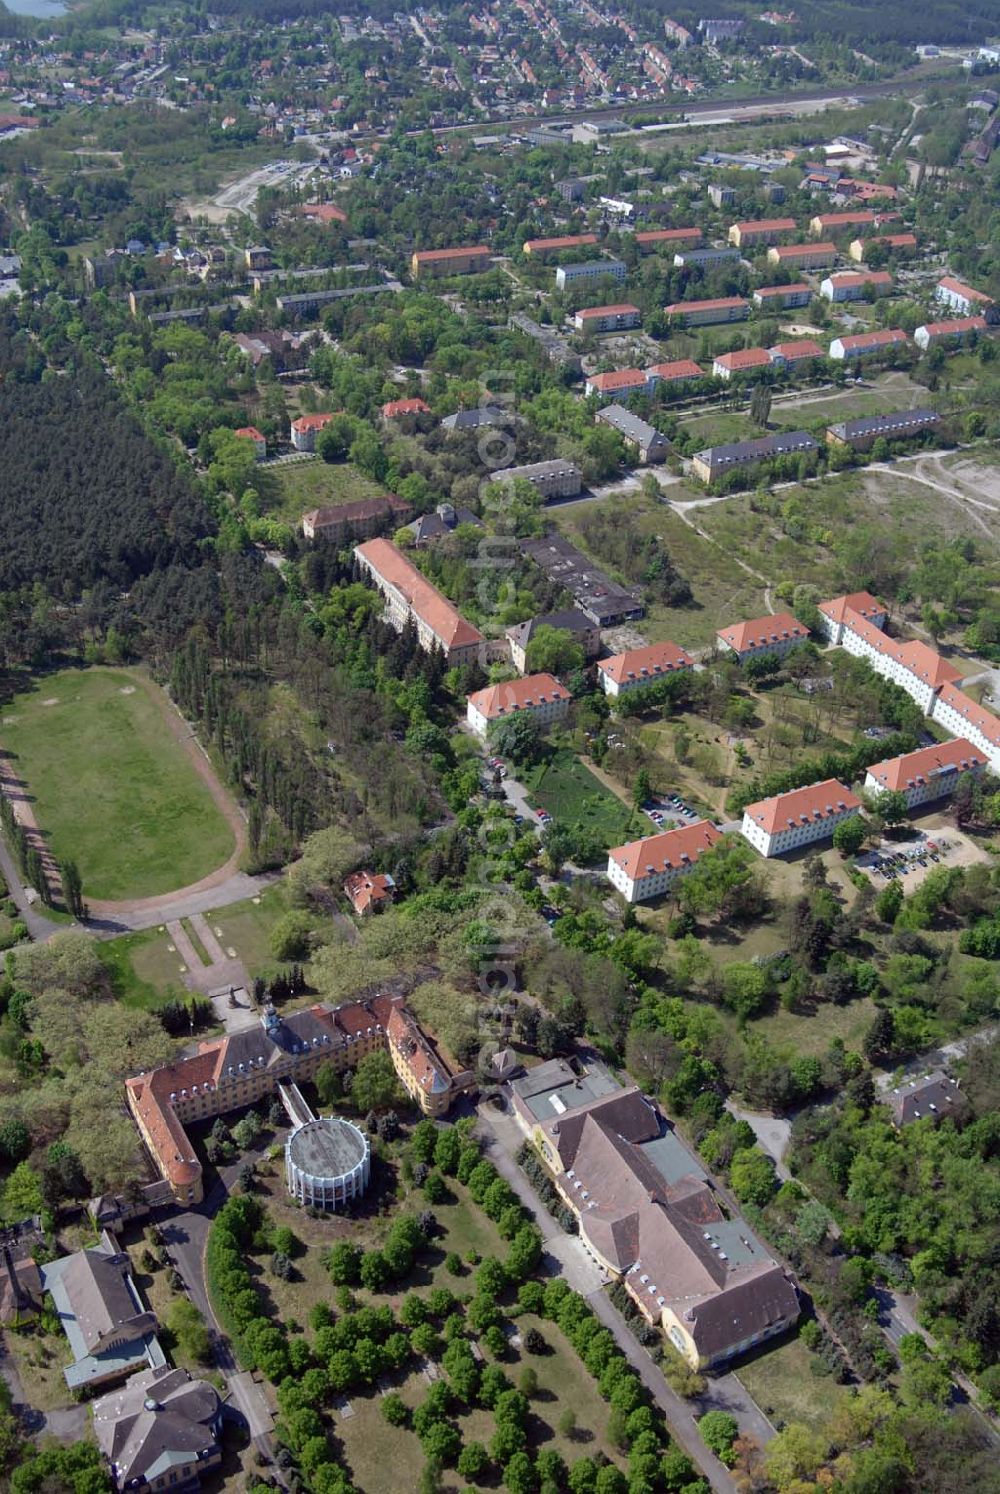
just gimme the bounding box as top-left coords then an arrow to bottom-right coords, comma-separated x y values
816,590 -> 887,643
741,778 -> 861,858
753,282 -> 812,308
712,347 -> 771,380
574,302 -> 641,332
914,315 -> 989,350
523,233 -> 599,259
508,311 -> 582,373
936,276 -> 993,316
556,259 -> 627,289
728,217 -> 797,247
692,431 -> 818,484
520,533 -> 644,626
466,673 -> 571,736
411,245 -> 490,277
672,246 -> 740,268
826,408 -> 939,450
829,328 -> 908,359
595,403 -> 669,463
607,821 -> 721,902
598,640 -> 693,697
717,610 -> 809,663
864,738 -> 984,809
506,609 -> 601,673
767,241 -> 836,268
354,537 -> 483,665
498,459 -> 582,500
664,295 -> 748,327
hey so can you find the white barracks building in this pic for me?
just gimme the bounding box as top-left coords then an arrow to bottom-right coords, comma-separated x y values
741,779 -> 861,858
607,822 -> 722,903
466,673 -> 570,737
864,739 -> 985,810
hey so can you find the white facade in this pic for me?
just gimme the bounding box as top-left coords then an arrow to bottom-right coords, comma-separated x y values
863,762 -> 980,810
285,1117 -> 370,1210
606,853 -> 698,903
556,259 -> 627,288
930,694 -> 1000,774
466,692 -> 570,738
740,799 -> 860,858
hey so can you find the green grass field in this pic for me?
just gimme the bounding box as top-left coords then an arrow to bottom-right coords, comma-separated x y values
737,1335 -> 849,1433
257,459 -> 386,523
1,668 -> 235,901
522,749 -> 643,853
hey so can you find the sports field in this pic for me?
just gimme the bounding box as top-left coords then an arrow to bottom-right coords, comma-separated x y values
0,669 -> 235,901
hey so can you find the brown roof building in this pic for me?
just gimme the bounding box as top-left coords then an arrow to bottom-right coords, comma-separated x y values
354,537 -> 483,665
525,1086 -> 798,1367
343,870 -> 396,916
302,494 -> 412,543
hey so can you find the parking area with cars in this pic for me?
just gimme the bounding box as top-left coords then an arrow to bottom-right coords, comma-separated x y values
857,820 -> 991,890
639,793 -> 704,832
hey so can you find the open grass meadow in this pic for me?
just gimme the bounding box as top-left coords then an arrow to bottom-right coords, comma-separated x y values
736,1335 -> 850,1434
0,668 -> 235,900
257,458 -> 386,523
521,749 -> 644,853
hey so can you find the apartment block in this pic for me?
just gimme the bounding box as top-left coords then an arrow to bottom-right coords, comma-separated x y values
864,739 -> 984,810
607,821 -> 721,902
466,673 -> 570,736
717,611 -> 809,663
411,245 -> 491,277
556,258 -> 627,289
575,303 -> 641,332
741,779 -> 861,857
664,296 -> 748,327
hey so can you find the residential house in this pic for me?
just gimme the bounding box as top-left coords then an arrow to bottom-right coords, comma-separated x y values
574,303 -> 641,333
381,397 -> 431,419
41,1232 -> 164,1390
343,871 -> 396,916
598,640 -> 694,697
767,242 -> 836,269
556,259 -> 627,289
290,413 -> 335,452
717,611 -> 809,663
607,821 -> 721,903
826,408 -> 939,451
499,460 -> 582,500
935,277 -> 993,316
585,369 -> 647,400
712,347 -> 771,381
864,739 -> 984,809
665,296 -> 749,328
233,426 -> 266,460
411,246 -> 491,277
740,778 -> 861,857
301,495 -> 412,542
820,270 -> 893,302
297,202 -> 348,224
407,503 -> 481,545
848,233 -> 917,262
635,227 -> 702,252
883,1071 -> 969,1128
816,591 -> 887,644
466,673 -> 571,737
354,538 -> 483,665
523,233 -> 599,259
914,316 -> 989,350
692,432 -> 818,485
768,339 -> 826,367
92,1364 -> 222,1494
752,283 -> 812,309
828,328 -> 908,360
595,404 -> 669,463
506,610 -> 601,673
727,217 -> 797,248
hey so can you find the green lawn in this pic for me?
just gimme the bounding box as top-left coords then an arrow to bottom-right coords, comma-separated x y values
0,668 -> 235,901
208,883 -> 293,978
521,749 -> 644,853
737,1335 -> 849,1433
257,459 -> 386,523
99,927 -> 192,1010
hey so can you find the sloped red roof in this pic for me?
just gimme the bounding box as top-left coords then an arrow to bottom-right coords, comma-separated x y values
717,612 -> 807,653
356,538 -> 483,651
467,673 -> 569,720
598,640 -> 693,686
609,821 -> 721,881
744,778 -> 860,835
866,738 -> 984,793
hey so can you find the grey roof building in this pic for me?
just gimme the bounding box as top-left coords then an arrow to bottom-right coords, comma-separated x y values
41,1230 -> 164,1390
692,430 -> 818,481
884,1070 -> 969,1128
505,608 -> 601,669
92,1364 -> 223,1492
408,502 -> 482,544
500,458 -> 582,499
826,408 -> 940,448
441,405 -> 510,432
595,404 -> 669,464
520,534 -> 645,626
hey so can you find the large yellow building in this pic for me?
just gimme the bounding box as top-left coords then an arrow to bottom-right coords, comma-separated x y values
126,996 -> 472,1204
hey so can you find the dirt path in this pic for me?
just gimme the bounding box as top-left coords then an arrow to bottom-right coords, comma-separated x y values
0,752 -> 63,904
85,672 -> 248,919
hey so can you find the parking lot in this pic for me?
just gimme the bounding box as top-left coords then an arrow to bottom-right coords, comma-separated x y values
857,820 -> 991,890
638,792 -> 704,831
